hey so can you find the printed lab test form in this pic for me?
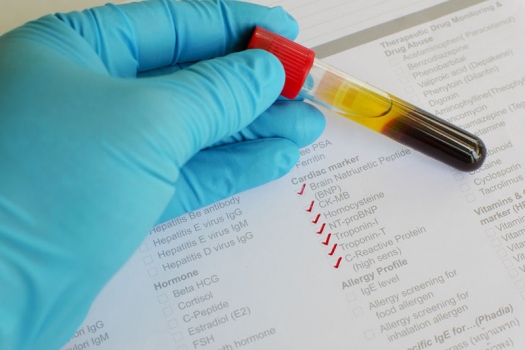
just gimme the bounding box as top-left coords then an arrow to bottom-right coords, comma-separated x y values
60,1 -> 525,349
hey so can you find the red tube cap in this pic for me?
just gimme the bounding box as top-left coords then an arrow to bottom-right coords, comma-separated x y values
248,26 -> 315,99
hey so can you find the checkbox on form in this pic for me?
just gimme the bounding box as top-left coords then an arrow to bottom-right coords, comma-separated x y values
163,306 -> 173,316
364,330 -> 375,340
389,58 -> 399,66
172,332 -> 183,342
346,292 -> 357,303
515,280 -> 525,290
491,238 -> 501,247
143,255 -> 153,265
353,307 -> 364,317
409,95 -> 420,103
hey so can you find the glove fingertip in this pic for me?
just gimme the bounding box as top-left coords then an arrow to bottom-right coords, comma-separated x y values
263,5 -> 299,40
226,49 -> 286,115
295,103 -> 326,148
272,138 -> 301,176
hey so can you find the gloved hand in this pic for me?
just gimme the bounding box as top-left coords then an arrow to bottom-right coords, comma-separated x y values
0,0 -> 325,348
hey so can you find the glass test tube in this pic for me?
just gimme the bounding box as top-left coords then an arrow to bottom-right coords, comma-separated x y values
248,26 -> 486,172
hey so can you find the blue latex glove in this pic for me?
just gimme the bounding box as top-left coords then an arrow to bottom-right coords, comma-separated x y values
0,0 -> 325,348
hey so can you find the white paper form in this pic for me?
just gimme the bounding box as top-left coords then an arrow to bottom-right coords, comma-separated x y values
62,1 -> 525,349
247,0 -> 447,46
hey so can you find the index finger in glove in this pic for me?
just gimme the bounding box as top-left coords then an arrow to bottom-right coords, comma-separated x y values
55,0 -> 298,76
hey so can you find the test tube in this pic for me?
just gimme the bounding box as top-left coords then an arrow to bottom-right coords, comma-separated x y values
248,26 -> 486,172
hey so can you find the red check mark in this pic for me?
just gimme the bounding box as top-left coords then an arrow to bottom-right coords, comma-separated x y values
297,183 -> 306,195
334,257 -> 342,269
322,233 -> 332,245
306,201 -> 315,212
